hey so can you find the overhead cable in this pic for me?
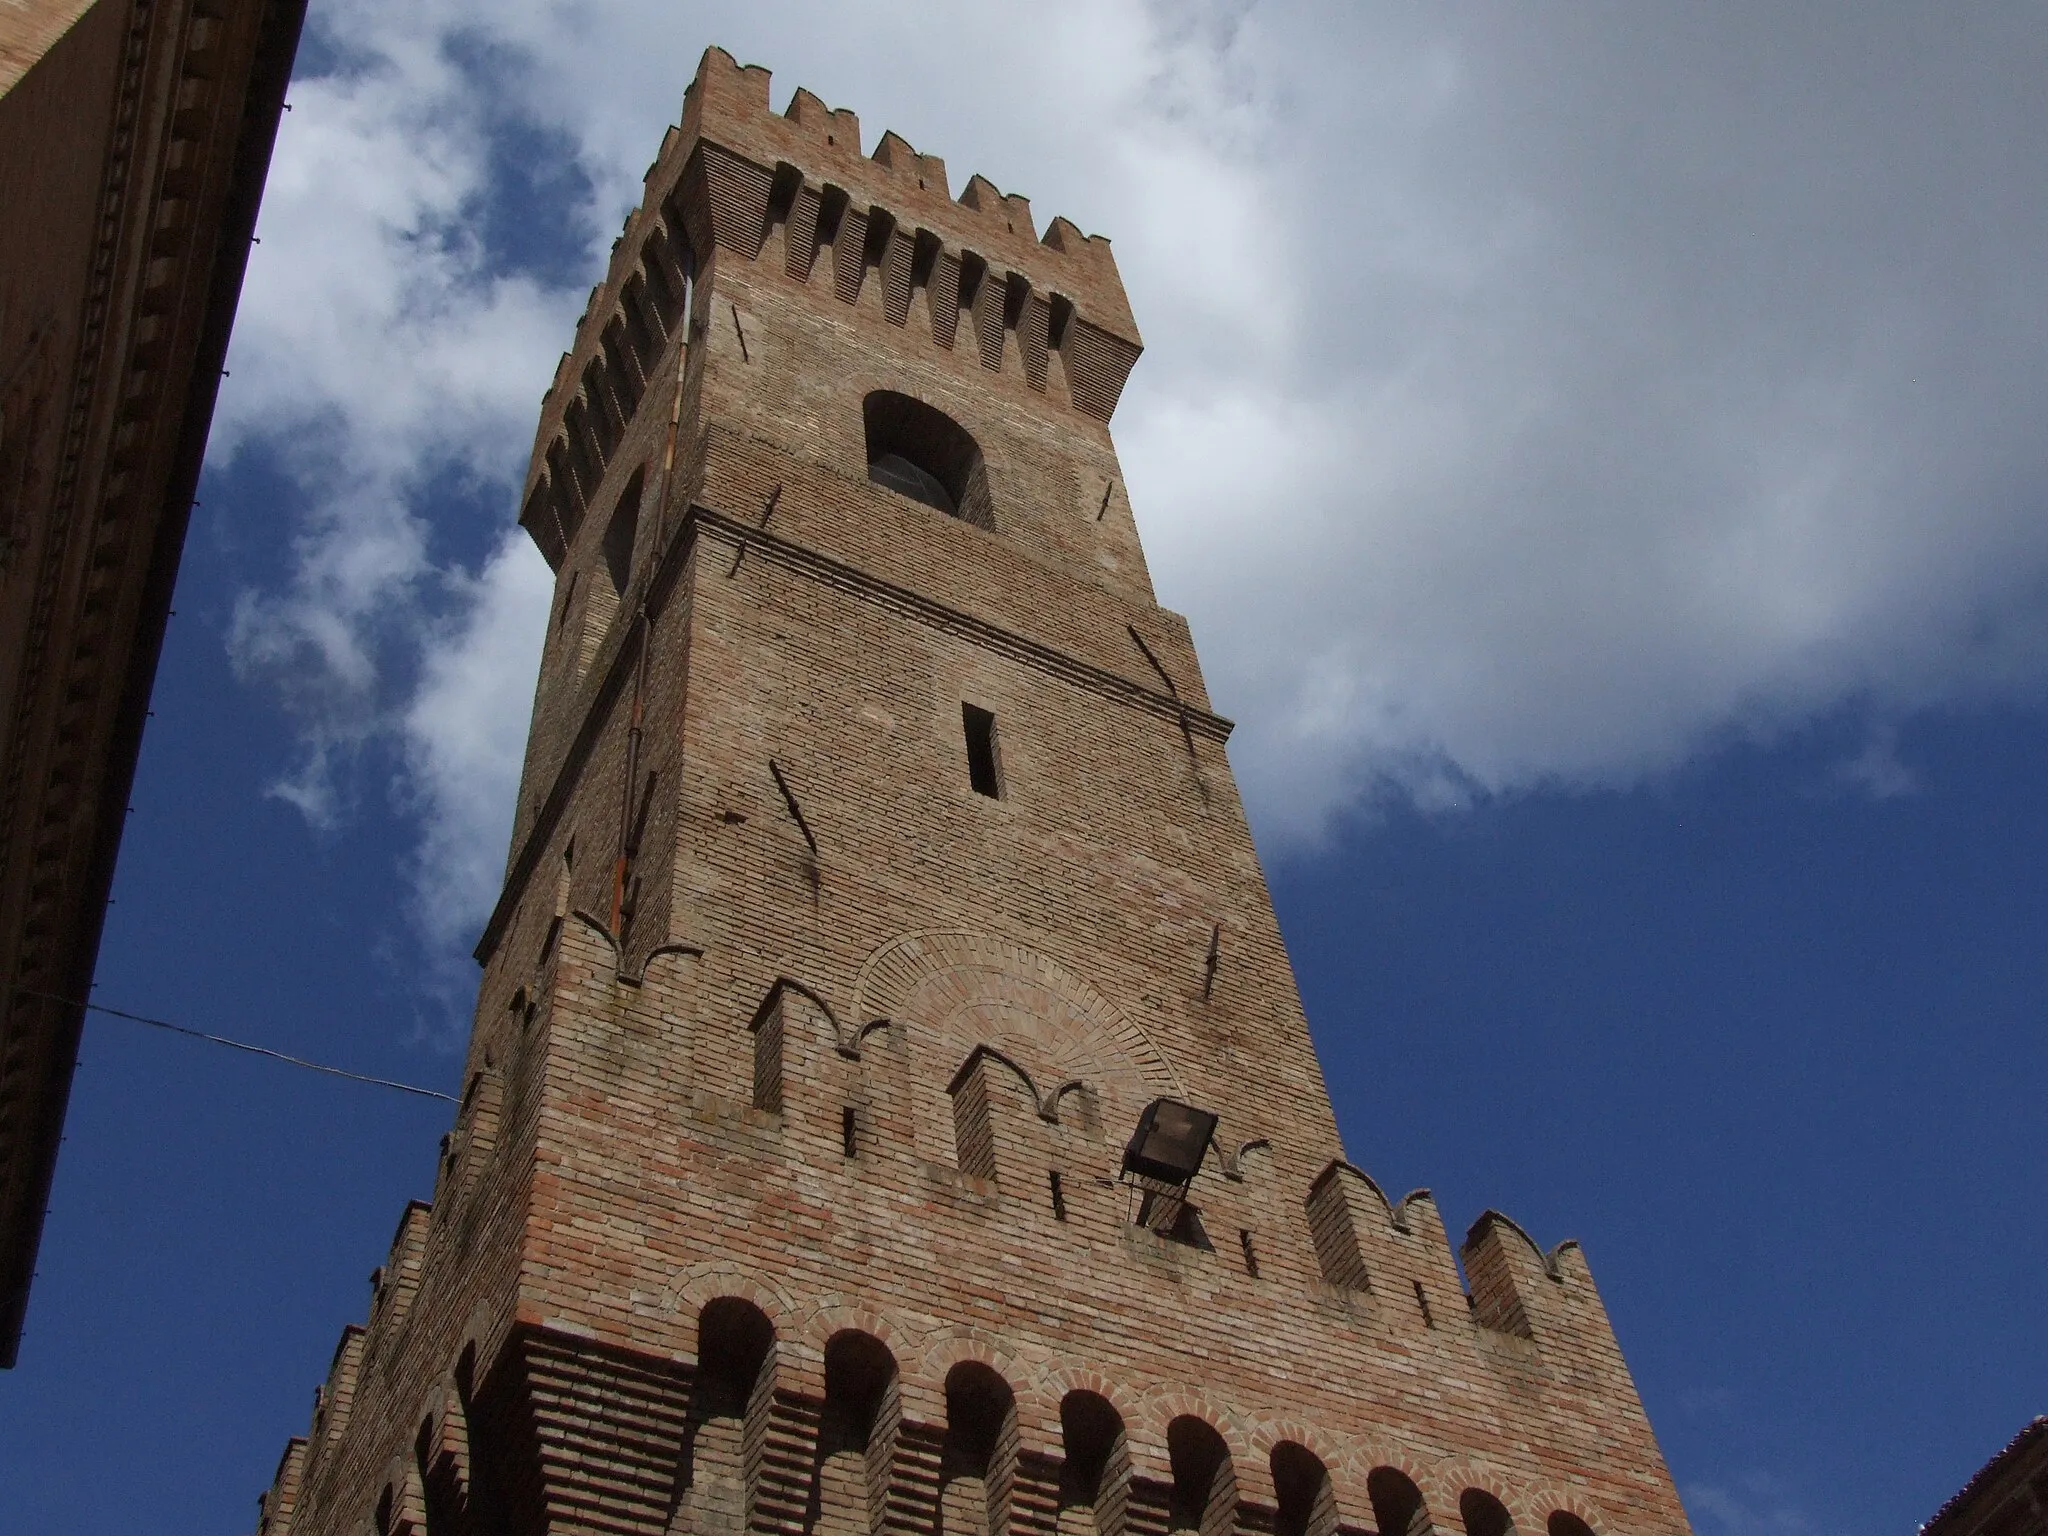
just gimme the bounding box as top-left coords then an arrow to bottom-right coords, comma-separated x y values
5,982 -> 459,1103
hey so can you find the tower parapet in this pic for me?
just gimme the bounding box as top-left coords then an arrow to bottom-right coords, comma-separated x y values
256,45 -> 1692,1536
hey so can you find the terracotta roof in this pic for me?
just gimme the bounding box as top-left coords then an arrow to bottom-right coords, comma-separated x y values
1923,1416 -> 2048,1534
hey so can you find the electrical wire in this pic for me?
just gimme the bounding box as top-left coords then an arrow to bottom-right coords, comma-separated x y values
6,983 -> 459,1103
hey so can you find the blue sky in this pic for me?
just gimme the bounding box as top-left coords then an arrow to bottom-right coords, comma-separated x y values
3,4 -> 2045,1533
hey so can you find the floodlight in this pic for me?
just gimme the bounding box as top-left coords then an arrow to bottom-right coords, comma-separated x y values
1121,1098 -> 1219,1188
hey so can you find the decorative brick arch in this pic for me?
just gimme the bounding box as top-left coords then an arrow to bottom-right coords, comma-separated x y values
1246,1419 -> 1344,1469
806,1302 -> 908,1360
1312,1437 -> 1412,1514
907,1326 -> 1026,1422
949,1042 -> 1044,1111
1036,1363 -> 1146,1435
1519,1484 -> 1610,1536
1432,1457 -> 1520,1518
1127,1385 -> 1254,1483
1359,1458 -> 1440,1536
1245,1420 -> 1347,1511
662,1262 -> 800,1359
1415,1458 -> 1530,1536
1224,1137 -> 1277,1181
853,930 -> 1182,1166
794,1302 -> 912,1396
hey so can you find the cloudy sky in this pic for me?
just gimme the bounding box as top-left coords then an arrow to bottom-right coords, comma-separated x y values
217,0 -> 2048,917
5,4 -> 2046,1534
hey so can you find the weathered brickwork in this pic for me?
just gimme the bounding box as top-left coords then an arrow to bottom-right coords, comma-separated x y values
258,46 -> 1695,1536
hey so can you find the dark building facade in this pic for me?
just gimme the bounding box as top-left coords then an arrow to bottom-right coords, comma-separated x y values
0,0 -> 306,1366
1925,1419 -> 2048,1536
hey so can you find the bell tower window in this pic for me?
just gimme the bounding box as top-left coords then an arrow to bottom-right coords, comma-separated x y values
863,390 -> 993,528
868,451 -> 953,514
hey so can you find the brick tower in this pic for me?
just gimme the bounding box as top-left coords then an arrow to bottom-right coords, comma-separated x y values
256,48 -> 1694,1536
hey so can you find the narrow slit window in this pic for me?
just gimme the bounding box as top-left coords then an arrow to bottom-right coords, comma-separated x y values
1049,1170 -> 1067,1222
1239,1228 -> 1260,1277
1414,1279 -> 1436,1328
841,1105 -> 859,1159
962,703 -> 1002,798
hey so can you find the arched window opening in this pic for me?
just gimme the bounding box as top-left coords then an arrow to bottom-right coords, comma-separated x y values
697,1298 -> 775,1416
604,469 -> 644,596
1270,1443 -> 1336,1536
1059,1391 -> 1129,1536
814,1331 -> 900,1536
1366,1469 -> 1431,1536
1459,1490 -> 1515,1536
1546,1515 -> 1595,1536
822,1330 -> 897,1455
870,452 -> 951,513
942,1361 -> 1018,1536
678,1298 -> 777,1536
863,390 -> 992,529
1166,1416 -> 1235,1536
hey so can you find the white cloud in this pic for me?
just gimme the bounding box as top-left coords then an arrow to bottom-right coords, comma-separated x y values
1834,723 -> 1917,801
216,0 -> 2048,966
1685,1471 -> 1831,1536
399,533 -> 553,987
216,1 -> 582,898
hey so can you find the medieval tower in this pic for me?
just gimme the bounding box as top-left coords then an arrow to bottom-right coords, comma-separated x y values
254,48 -> 1694,1536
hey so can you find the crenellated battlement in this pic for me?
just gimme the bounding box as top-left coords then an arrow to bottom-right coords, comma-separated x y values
517,46 -> 1143,575
254,1437 -> 307,1536
672,47 -> 1133,336
1297,1158 -> 1631,1368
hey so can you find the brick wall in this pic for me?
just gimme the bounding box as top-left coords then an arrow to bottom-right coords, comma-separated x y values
261,46 -> 1693,1536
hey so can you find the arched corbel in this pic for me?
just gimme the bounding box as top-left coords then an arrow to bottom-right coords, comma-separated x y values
947,1043 -> 1045,1115
852,1016 -> 895,1056
1220,1136 -> 1274,1181
620,938 -> 705,986
1044,1078 -> 1097,1127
